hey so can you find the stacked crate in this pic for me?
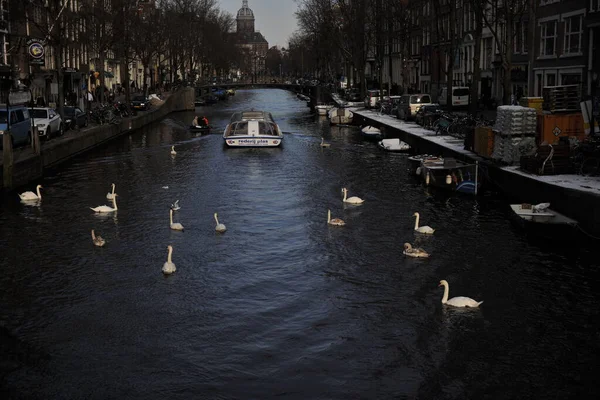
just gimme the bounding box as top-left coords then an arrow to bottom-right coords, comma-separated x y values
542,85 -> 581,113
474,126 -> 494,158
491,106 -> 537,165
520,143 -> 571,175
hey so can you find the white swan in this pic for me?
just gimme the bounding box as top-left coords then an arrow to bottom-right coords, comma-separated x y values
320,137 -> 331,148
19,184 -> 43,201
403,243 -> 429,258
106,183 -> 116,200
169,209 -> 184,231
162,245 -> 177,275
170,200 -> 180,211
327,209 -> 345,226
90,195 -> 118,213
214,212 -> 226,233
439,279 -> 483,308
170,145 -> 177,155
413,212 -> 435,234
91,229 -> 106,247
342,188 -> 364,204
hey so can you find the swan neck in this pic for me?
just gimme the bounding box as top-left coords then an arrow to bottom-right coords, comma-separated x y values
214,214 -> 219,225
442,283 -> 449,303
414,214 -> 420,230
36,186 -> 42,198
112,195 -> 117,210
170,210 -> 173,224
91,230 -> 96,240
327,210 -> 331,223
343,189 -> 347,201
111,184 -> 115,194
167,247 -> 173,263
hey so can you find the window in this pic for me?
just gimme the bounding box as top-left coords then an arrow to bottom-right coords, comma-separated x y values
540,21 -> 557,56
514,22 -> 528,54
546,73 -> 556,87
561,73 -> 581,85
564,15 -> 583,54
591,0 -> 600,11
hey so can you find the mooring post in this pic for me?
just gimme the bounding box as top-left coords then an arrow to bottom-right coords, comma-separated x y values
3,131 -> 13,189
32,126 -> 41,155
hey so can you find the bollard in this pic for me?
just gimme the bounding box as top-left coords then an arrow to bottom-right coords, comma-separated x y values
32,126 -> 41,155
3,130 -> 13,189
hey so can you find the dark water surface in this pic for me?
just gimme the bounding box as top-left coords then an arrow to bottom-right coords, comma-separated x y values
1,89 -> 599,399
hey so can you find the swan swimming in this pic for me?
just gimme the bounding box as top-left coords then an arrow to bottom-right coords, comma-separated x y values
403,243 -> 429,258
91,229 -> 106,247
439,279 -> 483,308
90,195 -> 118,213
170,200 -> 180,211
342,188 -> 364,204
413,212 -> 435,234
327,209 -> 345,226
320,137 -> 331,148
214,213 -> 226,233
19,185 -> 43,201
106,183 -> 116,200
162,245 -> 176,275
169,209 -> 184,231
170,145 -> 177,156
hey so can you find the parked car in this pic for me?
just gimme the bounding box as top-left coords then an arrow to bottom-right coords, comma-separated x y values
364,89 -> 388,108
415,104 -> 442,126
346,89 -> 362,102
31,107 -> 64,140
397,94 -> 433,120
438,86 -> 470,107
0,104 -> 33,149
131,95 -> 149,111
63,106 -> 88,130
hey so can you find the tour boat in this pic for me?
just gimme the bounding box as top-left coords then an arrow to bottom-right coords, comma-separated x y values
378,138 -> 410,152
328,107 -> 354,125
223,110 -> 283,147
420,157 -> 480,194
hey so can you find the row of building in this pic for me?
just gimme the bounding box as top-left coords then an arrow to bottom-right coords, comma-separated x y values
0,0 -> 269,109
359,0 -> 599,102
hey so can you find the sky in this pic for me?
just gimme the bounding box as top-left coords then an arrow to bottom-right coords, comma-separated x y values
217,0 -> 299,48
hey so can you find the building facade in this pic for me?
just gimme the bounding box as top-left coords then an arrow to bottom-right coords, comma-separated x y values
235,0 -> 268,80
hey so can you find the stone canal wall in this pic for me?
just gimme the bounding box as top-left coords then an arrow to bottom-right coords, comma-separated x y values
1,88 -> 194,191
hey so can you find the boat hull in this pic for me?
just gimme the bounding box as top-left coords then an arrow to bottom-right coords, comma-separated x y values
189,125 -> 210,133
378,138 -> 410,152
328,108 -> 353,125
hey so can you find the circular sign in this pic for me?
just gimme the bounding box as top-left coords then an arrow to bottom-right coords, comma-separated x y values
28,42 -> 44,59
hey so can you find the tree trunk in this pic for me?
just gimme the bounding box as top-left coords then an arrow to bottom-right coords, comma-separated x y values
469,1 -> 483,115
54,40 -> 65,122
99,51 -> 106,104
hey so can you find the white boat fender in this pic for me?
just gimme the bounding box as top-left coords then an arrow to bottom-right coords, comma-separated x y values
446,175 -> 452,185
425,172 -> 430,185
416,167 -> 422,176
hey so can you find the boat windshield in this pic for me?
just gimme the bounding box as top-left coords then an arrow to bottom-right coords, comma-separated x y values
230,121 -> 248,136
259,122 -> 278,136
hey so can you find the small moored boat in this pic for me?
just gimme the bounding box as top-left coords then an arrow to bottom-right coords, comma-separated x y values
378,138 -> 410,152
315,104 -> 334,116
361,125 -> 382,140
189,124 -> 211,133
223,110 -> 283,147
420,157 -> 480,194
509,203 -> 577,225
328,107 -> 354,125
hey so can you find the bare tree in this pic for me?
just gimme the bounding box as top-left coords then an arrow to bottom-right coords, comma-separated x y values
482,0 -> 528,104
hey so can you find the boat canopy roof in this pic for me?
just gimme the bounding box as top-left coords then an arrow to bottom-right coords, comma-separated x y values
229,110 -> 275,123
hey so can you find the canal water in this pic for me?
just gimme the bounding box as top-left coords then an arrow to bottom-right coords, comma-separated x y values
1,89 -> 599,399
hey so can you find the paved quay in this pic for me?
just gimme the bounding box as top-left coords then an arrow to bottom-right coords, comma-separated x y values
337,99 -> 600,238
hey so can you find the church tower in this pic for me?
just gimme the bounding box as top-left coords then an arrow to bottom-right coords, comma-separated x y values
236,0 -> 255,34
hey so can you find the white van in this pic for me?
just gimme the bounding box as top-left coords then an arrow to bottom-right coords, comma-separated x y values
438,87 -> 471,107
364,89 -> 388,108
397,94 -> 432,120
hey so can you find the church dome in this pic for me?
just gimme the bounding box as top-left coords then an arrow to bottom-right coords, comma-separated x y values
237,0 -> 254,19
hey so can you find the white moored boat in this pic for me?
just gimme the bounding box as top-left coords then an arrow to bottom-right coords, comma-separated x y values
328,107 -> 354,125
315,104 -> 334,115
223,110 -> 283,147
378,138 -> 410,152
509,203 -> 577,225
